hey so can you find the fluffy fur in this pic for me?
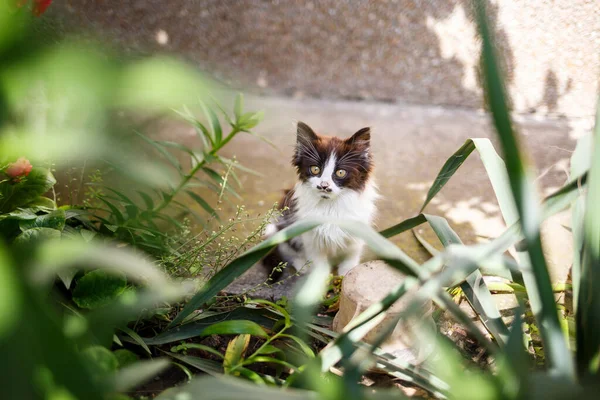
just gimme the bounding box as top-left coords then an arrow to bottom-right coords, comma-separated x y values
262,122 -> 378,279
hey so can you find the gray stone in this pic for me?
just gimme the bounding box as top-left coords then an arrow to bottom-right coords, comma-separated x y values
333,261 -> 434,362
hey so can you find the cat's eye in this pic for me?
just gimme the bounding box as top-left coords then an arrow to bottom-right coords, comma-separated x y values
335,169 -> 347,178
310,165 -> 321,175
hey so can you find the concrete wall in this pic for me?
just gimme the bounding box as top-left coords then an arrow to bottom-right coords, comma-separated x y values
51,0 -> 599,118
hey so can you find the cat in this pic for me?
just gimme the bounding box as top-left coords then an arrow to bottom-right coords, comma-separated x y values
262,121 -> 378,280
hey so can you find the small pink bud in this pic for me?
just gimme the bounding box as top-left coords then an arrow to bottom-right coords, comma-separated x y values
6,157 -> 33,181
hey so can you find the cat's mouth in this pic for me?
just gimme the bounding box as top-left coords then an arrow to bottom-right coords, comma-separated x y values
320,195 -> 330,199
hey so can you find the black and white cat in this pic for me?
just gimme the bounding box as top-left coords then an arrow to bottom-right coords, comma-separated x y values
263,122 -> 378,278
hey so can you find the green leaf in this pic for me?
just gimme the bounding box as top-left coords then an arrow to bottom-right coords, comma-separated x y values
25,196 -> 57,212
571,132 -> 592,181
0,167 -> 56,213
72,270 -> 127,310
279,334 -> 315,358
255,344 -> 284,356
379,214 -> 426,239
19,209 -> 66,231
155,375 -> 318,400
96,196 -> 125,225
495,307 -> 529,398
166,353 -> 223,376
202,167 -> 242,200
475,2 -> 574,379
137,190 -> 154,210
0,208 -> 38,221
171,343 -> 225,359
239,111 -> 265,130
201,321 -> 268,338
135,131 -> 182,172
424,213 -> 510,345
111,359 -> 170,393
224,334 -> 251,373
113,349 -> 140,369
576,100 -> 600,378
250,356 -> 297,371
201,102 -> 223,145
57,268 -> 78,290
186,190 -> 219,220
420,138 -> 517,225
157,140 -> 196,156
82,346 -> 119,375
147,307 -> 276,345
571,196 -> 585,313
234,93 -> 244,120
119,326 -> 152,356
13,227 -> 61,245
0,243 -> 20,339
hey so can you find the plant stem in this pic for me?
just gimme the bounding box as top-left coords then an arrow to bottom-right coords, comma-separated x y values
152,126 -> 241,214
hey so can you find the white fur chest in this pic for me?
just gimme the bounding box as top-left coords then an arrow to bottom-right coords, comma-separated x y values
293,181 -> 378,254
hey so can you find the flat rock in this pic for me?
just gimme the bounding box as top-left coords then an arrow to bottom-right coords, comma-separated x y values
333,260 -> 434,362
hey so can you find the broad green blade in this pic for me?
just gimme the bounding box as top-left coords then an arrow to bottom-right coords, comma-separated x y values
0,244 -> 20,339
223,334 -> 251,373
201,321 -> 267,338
424,214 -> 510,345
119,326 -> 152,355
201,101 -> 223,145
171,343 -> 224,359
379,214 -> 426,238
166,353 -> 223,376
419,138 -> 518,225
111,359 -> 170,392
420,139 -> 476,213
475,2 -> 574,379
147,307 -> 276,345
495,306 -> 529,399
569,134 -> 591,313
155,375 -> 318,400
576,100 -> 600,377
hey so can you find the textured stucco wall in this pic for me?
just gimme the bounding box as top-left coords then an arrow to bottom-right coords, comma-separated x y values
49,0 -> 599,117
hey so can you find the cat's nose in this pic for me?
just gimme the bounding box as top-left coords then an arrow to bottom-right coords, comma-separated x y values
317,182 -> 332,192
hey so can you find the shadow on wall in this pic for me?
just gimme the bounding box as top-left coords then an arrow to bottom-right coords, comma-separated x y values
46,0 -> 519,109
50,0 -> 574,115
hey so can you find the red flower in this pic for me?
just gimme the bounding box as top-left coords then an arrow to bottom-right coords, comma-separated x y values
5,158 -> 33,181
32,0 -> 52,16
14,0 -> 52,17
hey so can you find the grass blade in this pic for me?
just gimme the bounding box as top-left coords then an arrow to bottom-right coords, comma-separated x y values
120,326 -> 152,355
135,131 -> 182,172
475,2 -> 574,378
111,358 -> 170,392
186,190 -> 219,220
201,101 -> 223,145
576,100 -> 600,377
166,353 -> 223,376
424,214 -> 510,345
201,321 -> 268,338
420,139 -> 475,213
171,343 -> 225,359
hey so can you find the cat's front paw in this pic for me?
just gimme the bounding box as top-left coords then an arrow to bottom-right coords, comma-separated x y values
337,258 -> 361,276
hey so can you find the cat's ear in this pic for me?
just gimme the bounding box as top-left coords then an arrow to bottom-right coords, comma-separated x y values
296,122 -> 319,143
346,127 -> 371,146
